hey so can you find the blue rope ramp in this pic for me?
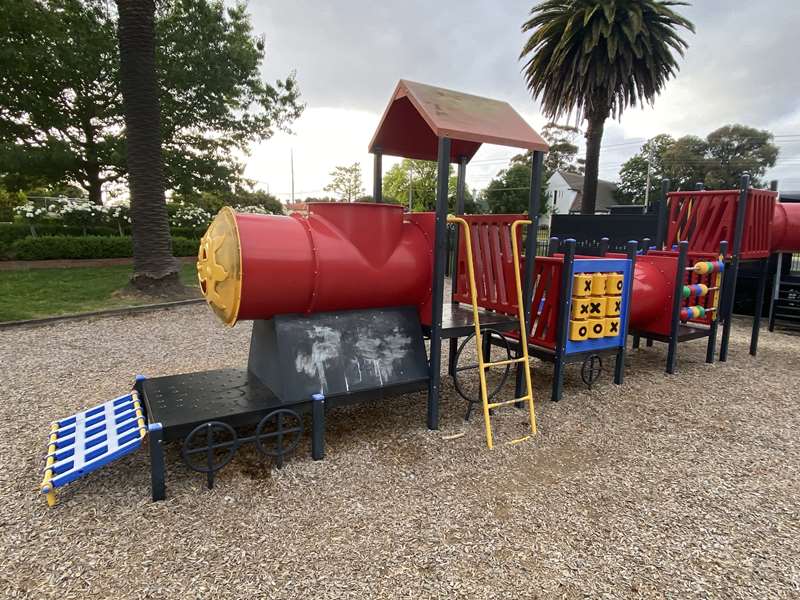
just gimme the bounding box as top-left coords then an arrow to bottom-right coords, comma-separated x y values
41,390 -> 147,506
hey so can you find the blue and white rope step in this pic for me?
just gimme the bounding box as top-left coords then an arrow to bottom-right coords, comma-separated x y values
40,389 -> 148,507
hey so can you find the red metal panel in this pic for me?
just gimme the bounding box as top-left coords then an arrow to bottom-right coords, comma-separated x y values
452,215 -> 561,350
740,189 -> 776,259
452,215 -> 525,314
666,189 -> 776,259
235,203 -> 435,324
528,257 -> 562,349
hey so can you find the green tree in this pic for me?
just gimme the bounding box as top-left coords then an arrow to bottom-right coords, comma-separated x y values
0,0 -> 302,203
324,163 -> 365,202
616,126 -> 778,202
614,134 -> 675,203
382,159 -> 476,212
542,122 -> 584,174
661,134 -> 708,189
116,0 -> 178,292
521,0 -> 694,213
703,124 -> 778,189
484,163 -> 549,215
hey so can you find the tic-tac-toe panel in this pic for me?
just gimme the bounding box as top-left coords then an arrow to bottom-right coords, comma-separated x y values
565,258 -> 633,354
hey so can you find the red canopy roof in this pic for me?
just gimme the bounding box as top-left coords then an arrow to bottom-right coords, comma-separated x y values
368,80 -> 549,163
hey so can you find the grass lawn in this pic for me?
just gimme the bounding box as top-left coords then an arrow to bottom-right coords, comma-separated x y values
0,263 -> 199,322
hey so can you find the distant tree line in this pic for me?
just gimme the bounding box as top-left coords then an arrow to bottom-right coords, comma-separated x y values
615,124 -> 779,204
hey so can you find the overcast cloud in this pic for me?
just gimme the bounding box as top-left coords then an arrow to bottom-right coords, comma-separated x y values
241,1 -> 800,200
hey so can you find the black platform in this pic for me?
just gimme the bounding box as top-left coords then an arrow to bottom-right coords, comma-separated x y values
140,368 -> 282,442
424,302 -> 520,339
630,324 -> 711,344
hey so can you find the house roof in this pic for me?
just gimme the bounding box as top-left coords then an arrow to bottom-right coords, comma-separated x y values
368,79 -> 549,163
555,170 -> 618,212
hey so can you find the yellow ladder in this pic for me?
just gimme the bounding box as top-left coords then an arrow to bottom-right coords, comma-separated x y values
448,216 -> 537,449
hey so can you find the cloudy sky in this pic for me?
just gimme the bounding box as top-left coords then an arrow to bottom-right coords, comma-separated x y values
241,0 -> 800,201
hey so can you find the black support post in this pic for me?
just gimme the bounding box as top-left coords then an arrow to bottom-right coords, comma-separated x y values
311,394 -> 325,460
148,423 -> 166,502
654,179 -> 670,251
706,240 -> 727,363
548,236 -> 560,256
515,150 -> 544,399
426,136 -> 451,430
666,241 -> 689,374
552,239 -> 576,401
373,149 -> 383,203
750,258 -> 769,356
720,174 -> 750,362
615,240 -> 638,385
599,237 -> 609,257
642,238 -> 652,348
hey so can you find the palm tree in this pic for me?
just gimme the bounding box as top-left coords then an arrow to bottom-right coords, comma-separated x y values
521,1 -> 694,214
116,0 -> 180,293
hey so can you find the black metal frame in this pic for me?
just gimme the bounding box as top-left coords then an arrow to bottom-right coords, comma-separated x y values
136,373 -> 327,502
719,174 -> 750,361
425,140 -> 545,428
373,148 -> 383,203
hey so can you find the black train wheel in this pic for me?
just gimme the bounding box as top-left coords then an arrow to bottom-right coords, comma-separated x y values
453,330 -> 513,403
581,354 -> 603,389
254,409 -> 303,468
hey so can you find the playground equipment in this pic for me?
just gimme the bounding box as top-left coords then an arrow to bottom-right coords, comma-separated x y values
38,79 -> 800,506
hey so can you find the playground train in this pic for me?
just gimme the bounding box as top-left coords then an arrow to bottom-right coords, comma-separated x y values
38,79 -> 800,506
199,193 -> 800,353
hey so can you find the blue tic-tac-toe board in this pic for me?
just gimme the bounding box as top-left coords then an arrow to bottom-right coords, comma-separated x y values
564,258 -> 633,355
42,392 -> 147,494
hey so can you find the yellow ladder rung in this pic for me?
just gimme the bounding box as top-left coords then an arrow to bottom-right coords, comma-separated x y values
508,435 -> 531,445
487,396 -> 532,410
483,357 -> 527,369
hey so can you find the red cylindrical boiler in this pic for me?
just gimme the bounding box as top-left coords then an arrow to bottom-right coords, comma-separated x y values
197,203 -> 435,326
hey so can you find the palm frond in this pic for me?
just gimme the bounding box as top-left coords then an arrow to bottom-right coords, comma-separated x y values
520,0 -> 694,121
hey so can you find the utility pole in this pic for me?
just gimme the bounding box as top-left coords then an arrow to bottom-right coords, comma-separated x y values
408,163 -> 413,211
290,148 -> 295,204
644,152 -> 652,207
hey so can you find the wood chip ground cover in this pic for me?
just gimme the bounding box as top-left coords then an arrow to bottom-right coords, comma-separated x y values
0,306 -> 798,598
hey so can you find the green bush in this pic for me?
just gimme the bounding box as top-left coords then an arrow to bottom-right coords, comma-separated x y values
0,223 -> 205,257
10,235 -> 199,260
171,237 -> 200,257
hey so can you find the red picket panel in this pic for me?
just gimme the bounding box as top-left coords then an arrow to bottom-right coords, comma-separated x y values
665,189 -> 776,259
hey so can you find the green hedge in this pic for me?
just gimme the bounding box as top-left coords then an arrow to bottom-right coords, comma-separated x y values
0,223 -> 205,258
0,222 -> 204,242
11,235 -> 199,260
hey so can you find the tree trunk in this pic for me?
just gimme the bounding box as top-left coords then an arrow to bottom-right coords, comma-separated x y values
116,0 -> 180,294
86,163 -> 102,205
581,110 -> 607,215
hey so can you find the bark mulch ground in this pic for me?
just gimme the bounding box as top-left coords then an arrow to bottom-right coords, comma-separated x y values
0,306 -> 798,598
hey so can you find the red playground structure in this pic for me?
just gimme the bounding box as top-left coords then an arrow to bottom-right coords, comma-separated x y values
39,80 -> 800,506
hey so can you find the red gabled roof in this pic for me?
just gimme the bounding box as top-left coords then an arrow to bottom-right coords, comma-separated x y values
368,79 -> 549,163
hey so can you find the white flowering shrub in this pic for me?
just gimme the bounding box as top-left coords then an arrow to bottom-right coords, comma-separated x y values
60,200 -> 110,229
169,202 -> 212,228
14,201 -> 61,224
106,200 -> 131,235
232,204 -> 271,215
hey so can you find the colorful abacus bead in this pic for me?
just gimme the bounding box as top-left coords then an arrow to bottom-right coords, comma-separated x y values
680,305 -> 706,321
682,283 -> 710,298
